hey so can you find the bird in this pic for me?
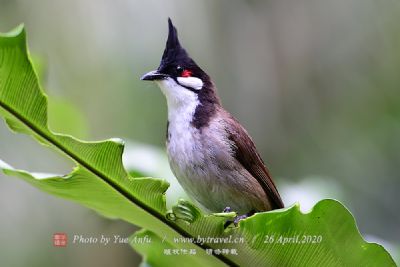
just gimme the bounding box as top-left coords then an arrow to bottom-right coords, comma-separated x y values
141,18 -> 284,225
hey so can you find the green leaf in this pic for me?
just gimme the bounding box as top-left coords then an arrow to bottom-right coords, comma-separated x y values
0,25 -> 396,267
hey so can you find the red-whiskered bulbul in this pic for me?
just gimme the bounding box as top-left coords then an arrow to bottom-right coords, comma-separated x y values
141,18 -> 284,224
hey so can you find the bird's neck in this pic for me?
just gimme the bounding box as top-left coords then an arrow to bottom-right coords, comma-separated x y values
166,93 -> 200,127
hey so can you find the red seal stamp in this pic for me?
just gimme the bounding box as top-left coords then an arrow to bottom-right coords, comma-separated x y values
53,233 -> 67,247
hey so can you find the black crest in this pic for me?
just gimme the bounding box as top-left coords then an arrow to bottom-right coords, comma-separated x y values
158,18 -> 205,80
161,19 -> 187,65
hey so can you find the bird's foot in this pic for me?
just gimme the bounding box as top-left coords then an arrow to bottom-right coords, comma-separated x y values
224,214 -> 246,229
233,214 -> 249,226
223,206 -> 232,213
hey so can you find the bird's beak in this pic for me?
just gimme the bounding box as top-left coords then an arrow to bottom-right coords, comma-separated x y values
141,70 -> 168,81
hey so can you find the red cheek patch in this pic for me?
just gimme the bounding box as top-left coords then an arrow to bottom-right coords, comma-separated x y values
181,69 -> 192,77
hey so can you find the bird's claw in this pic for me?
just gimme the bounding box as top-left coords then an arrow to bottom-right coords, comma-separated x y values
223,206 -> 232,213
224,210 -> 256,229
233,214 -> 248,226
224,214 -> 248,229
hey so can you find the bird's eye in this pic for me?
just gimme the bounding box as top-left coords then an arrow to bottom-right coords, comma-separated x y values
176,65 -> 183,72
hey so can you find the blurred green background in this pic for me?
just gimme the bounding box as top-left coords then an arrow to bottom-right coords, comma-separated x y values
0,0 -> 399,266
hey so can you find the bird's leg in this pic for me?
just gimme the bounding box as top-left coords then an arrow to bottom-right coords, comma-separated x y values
233,214 -> 249,226
221,207 -> 233,229
213,207 -> 236,229
224,219 -> 233,229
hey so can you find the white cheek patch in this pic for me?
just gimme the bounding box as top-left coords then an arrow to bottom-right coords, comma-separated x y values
177,77 -> 203,90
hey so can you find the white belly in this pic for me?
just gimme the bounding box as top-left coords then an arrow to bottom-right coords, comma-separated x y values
166,118 -> 265,214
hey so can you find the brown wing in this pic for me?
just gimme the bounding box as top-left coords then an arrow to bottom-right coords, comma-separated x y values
225,114 -> 284,210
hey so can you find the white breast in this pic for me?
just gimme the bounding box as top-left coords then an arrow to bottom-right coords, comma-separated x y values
156,79 -> 202,163
155,77 -> 203,166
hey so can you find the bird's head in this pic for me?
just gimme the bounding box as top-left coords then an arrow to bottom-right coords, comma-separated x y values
141,18 -> 219,107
